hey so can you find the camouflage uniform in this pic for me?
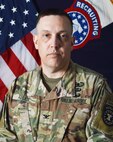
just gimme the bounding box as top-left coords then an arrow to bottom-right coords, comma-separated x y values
0,61 -> 113,142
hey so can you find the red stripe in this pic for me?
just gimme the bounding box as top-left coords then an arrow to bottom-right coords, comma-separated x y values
21,32 -> 41,65
1,48 -> 27,77
0,79 -> 8,102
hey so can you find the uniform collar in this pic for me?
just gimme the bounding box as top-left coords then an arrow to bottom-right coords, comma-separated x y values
38,61 -> 76,101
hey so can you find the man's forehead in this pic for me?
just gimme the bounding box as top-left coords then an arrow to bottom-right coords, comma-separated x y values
36,15 -> 72,34
38,15 -> 70,24
40,15 -> 66,19
40,29 -> 68,33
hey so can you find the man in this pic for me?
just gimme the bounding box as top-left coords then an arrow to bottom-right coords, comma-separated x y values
0,9 -> 113,142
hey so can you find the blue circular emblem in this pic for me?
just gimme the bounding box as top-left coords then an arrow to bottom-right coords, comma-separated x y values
65,0 -> 101,49
103,104 -> 113,126
68,11 -> 89,47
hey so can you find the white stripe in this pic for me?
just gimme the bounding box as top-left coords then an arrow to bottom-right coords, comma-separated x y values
0,100 -> 3,112
31,28 -> 37,35
85,0 -> 113,28
11,39 -> 39,71
0,56 -> 16,88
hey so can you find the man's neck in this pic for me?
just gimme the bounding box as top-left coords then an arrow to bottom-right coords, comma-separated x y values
41,63 -> 69,79
42,68 -> 66,78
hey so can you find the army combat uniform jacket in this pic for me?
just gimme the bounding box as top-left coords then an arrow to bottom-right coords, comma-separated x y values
0,61 -> 113,142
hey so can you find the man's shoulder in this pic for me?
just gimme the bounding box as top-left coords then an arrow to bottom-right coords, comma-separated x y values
7,68 -> 41,100
17,67 -> 40,81
72,62 -> 103,78
71,62 -> 108,93
11,67 -> 41,89
71,62 -> 105,86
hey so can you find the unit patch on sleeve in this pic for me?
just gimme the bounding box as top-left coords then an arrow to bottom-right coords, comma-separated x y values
103,103 -> 113,126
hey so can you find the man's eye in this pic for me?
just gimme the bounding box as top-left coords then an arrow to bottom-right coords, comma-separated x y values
43,34 -> 50,38
61,34 -> 66,37
42,33 -> 51,41
60,34 -> 68,40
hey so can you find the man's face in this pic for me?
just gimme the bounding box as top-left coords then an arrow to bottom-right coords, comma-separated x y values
34,15 -> 74,71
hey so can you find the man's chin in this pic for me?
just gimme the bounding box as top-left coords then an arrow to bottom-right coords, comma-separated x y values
47,62 -> 61,68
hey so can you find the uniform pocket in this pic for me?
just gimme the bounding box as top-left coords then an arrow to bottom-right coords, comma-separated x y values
10,101 -> 33,142
61,97 -> 91,142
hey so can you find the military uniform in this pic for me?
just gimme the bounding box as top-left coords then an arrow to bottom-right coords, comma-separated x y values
0,61 -> 113,142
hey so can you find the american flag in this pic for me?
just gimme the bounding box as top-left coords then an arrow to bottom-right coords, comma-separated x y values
0,0 -> 40,110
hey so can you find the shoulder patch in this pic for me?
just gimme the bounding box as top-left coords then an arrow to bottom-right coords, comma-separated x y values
103,103 -> 113,126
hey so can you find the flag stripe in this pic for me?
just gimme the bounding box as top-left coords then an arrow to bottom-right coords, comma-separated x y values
1,48 -> 27,77
0,79 -> 8,102
0,101 -> 3,111
0,56 -> 16,88
21,31 -> 41,65
11,40 -> 39,71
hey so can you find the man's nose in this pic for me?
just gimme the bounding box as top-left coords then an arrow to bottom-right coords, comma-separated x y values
50,35 -> 61,48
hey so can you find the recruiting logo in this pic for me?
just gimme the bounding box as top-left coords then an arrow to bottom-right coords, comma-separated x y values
65,0 -> 101,49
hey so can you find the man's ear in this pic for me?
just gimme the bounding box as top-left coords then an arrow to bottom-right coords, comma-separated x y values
33,34 -> 38,50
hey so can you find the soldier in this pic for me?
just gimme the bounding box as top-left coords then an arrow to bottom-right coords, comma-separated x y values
0,9 -> 113,142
